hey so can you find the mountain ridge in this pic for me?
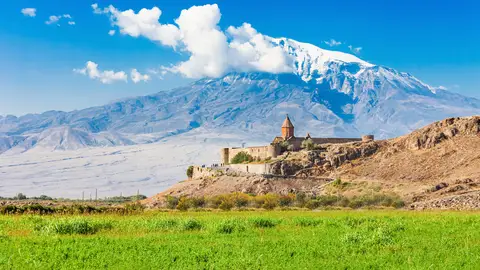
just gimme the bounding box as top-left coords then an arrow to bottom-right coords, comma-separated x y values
1,38 -> 480,154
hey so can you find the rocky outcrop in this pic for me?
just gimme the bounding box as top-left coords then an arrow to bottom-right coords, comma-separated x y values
410,191 -> 480,210
397,116 -> 480,150
325,141 -> 380,168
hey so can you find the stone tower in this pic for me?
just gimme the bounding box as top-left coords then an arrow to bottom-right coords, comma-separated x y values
281,114 -> 294,139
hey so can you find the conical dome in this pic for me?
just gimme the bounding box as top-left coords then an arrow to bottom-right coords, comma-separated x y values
282,115 -> 294,128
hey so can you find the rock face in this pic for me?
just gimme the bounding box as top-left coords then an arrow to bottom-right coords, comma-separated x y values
325,141 -> 380,168
397,116 -> 480,150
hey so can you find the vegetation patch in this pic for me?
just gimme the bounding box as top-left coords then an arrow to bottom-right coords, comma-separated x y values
34,218 -> 113,235
231,152 -> 254,164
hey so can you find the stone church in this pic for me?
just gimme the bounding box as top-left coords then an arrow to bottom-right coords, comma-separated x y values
221,115 -> 371,165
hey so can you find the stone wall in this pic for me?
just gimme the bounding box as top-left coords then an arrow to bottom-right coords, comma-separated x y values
191,166 -> 221,179
225,145 -> 275,164
228,163 -> 274,175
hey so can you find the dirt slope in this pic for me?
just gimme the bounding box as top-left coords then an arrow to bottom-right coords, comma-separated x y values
146,116 -> 480,209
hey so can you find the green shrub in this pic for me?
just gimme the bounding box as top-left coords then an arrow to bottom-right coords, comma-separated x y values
181,219 -> 203,231
262,193 -> 279,210
250,217 -> 280,228
295,192 -> 307,207
166,196 -> 179,209
294,217 -> 323,227
190,197 -> 206,208
186,166 -> 194,178
279,194 -> 295,207
176,197 -> 191,211
301,138 -> 315,150
231,152 -> 254,164
146,219 -> 179,231
35,218 -> 113,235
232,192 -> 250,208
124,202 -> 145,212
215,219 -> 246,234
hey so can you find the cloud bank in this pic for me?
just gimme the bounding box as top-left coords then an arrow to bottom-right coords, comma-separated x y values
131,69 -> 150,83
74,61 -> 128,84
21,8 -> 36,17
91,3 -> 294,79
74,62 -> 151,84
46,14 -> 75,26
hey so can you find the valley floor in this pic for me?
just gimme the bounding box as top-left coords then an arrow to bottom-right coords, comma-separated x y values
0,131 -> 264,198
0,211 -> 479,269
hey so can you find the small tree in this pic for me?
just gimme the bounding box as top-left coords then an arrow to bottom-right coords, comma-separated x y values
295,192 -> 307,207
15,193 -> 27,200
262,193 -> 279,210
176,197 -> 191,211
279,193 -> 295,207
231,152 -> 254,164
279,141 -> 291,152
301,138 -> 315,150
186,166 -> 194,178
232,192 -> 250,208
166,196 -> 179,209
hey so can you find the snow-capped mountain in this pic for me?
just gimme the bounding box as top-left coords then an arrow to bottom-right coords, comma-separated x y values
1,38 -> 480,154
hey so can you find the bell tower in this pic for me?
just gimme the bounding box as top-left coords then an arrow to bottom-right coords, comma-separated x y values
281,115 -> 294,139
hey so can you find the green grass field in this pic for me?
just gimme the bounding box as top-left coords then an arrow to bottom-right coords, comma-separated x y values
0,211 -> 479,269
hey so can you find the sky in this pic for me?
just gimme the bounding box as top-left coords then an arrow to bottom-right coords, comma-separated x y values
0,0 -> 479,116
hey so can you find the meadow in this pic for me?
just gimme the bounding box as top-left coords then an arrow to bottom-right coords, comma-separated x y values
0,211 -> 479,269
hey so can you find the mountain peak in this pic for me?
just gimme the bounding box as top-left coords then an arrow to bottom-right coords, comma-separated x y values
269,37 -> 374,83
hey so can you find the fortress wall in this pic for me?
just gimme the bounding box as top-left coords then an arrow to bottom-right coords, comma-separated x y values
311,138 -> 362,145
191,166 -> 220,179
227,146 -> 272,163
228,163 -> 273,174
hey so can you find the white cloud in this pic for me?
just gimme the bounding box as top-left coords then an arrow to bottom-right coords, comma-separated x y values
108,30 -> 116,36
74,61 -> 128,84
227,23 -> 293,74
21,8 -> 36,17
131,69 -> 150,83
46,14 -> 75,26
92,3 -> 293,79
91,3 -> 180,47
348,45 -> 362,54
324,39 -> 342,47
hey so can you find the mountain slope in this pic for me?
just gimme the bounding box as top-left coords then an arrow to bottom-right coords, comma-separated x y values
1,38 -> 480,154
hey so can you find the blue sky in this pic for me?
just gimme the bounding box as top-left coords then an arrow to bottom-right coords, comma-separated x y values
1,0 -> 479,116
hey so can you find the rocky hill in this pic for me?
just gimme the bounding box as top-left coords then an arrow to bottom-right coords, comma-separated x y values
147,116 -> 480,210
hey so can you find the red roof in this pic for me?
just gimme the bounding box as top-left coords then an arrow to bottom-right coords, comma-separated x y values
282,115 -> 294,128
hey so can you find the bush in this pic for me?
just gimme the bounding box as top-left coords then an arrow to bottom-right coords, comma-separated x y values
279,194 -> 295,207
146,219 -> 179,231
295,192 -> 307,207
301,138 -> 315,150
190,197 -> 206,208
35,218 -> 113,235
231,152 -> 254,164
186,166 -> 194,178
124,202 -> 145,212
262,193 -> 279,210
215,219 -> 246,234
279,141 -> 291,152
232,192 -> 250,208
294,217 -> 323,227
250,217 -> 280,228
181,219 -> 203,231
176,197 -> 191,211
14,193 -> 27,200
166,196 -> 179,209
